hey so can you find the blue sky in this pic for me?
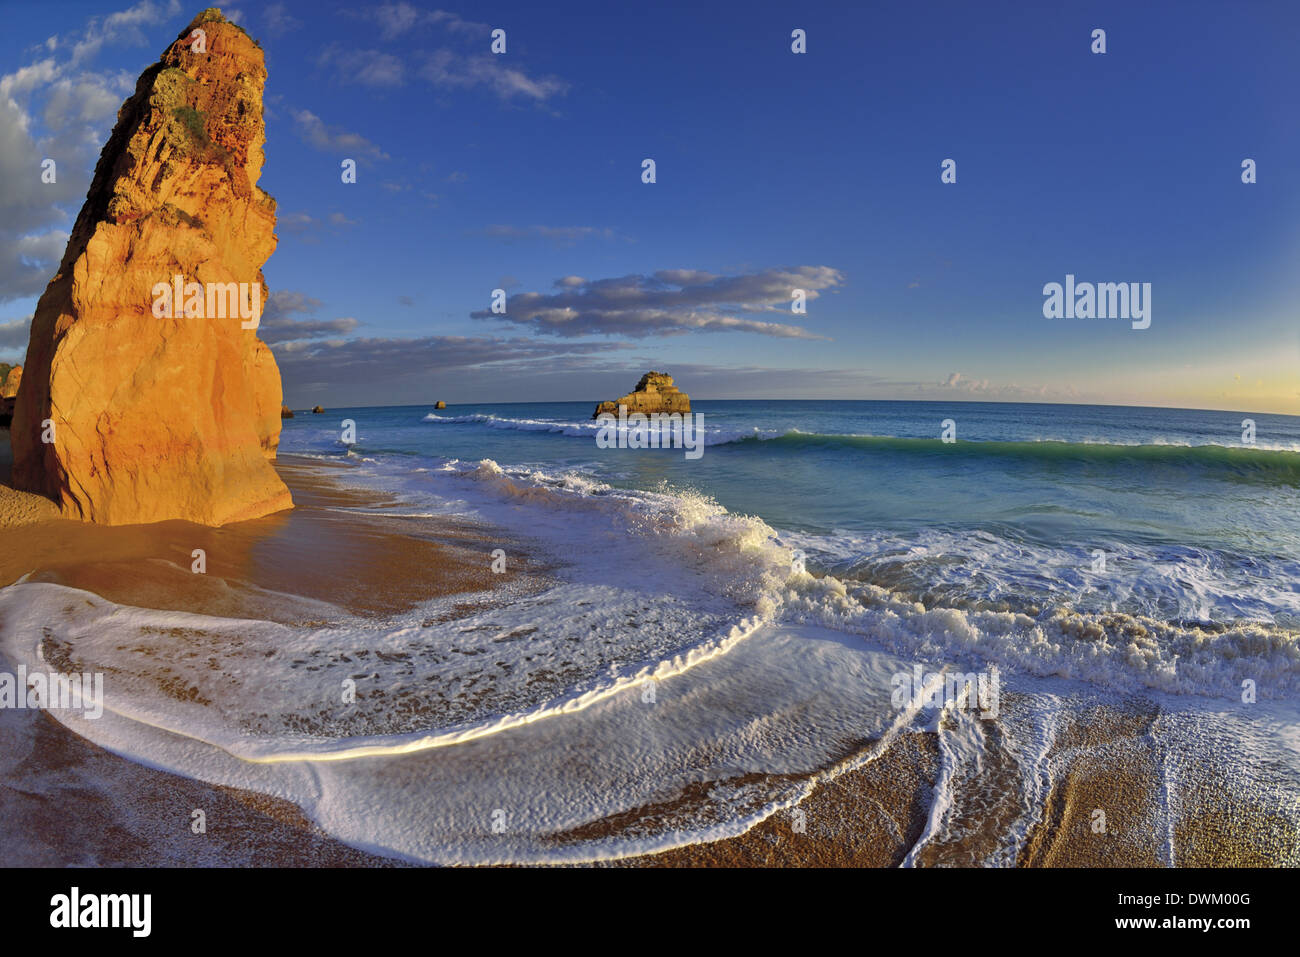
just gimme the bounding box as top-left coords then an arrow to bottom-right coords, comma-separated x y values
1,0 -> 1298,411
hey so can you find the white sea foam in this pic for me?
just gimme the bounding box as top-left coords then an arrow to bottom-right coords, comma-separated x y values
0,607 -> 941,862
780,526 -> 1300,626
333,455 -> 1300,699
259,452 -> 1300,701
5,448 -> 1299,864
0,454 -> 804,762
421,412 -> 789,446
0,580 -> 776,761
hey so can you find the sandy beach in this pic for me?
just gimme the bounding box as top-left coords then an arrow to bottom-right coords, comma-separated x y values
1,441 -> 1293,867
0,439 -> 523,866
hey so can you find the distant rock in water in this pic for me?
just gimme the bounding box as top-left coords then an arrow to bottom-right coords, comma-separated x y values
435,400 -> 447,409
281,405 -> 294,419
592,372 -> 691,419
10,10 -> 291,525
0,365 -> 19,427
1,366 -> 21,399
312,405 -> 324,414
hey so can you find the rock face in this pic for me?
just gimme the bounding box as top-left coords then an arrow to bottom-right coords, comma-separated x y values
592,372 -> 691,419
11,10 -> 292,526
0,365 -> 19,427
1,366 -> 20,399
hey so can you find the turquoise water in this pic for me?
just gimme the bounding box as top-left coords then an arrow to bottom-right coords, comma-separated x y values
281,400 -> 1300,628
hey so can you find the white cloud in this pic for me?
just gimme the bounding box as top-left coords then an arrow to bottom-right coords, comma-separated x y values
317,46 -> 405,87
935,371 -> 1076,400
0,85 -> 71,301
278,210 -> 360,241
940,372 -> 991,392
291,109 -> 390,162
263,3 -> 303,36
475,224 -> 619,245
0,0 -> 189,303
419,49 -> 567,102
259,290 -> 361,344
273,334 -> 631,393
472,267 -> 842,339
374,4 -> 488,40
340,4 -> 566,103
0,315 -> 33,353
374,2 -> 427,40
70,0 -> 181,67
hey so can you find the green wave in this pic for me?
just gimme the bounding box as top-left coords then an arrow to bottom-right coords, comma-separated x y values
742,433 -> 1300,483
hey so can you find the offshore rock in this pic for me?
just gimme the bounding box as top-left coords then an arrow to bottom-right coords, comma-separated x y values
592,372 -> 691,419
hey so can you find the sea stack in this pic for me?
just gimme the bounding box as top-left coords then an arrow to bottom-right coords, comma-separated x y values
11,9 -> 292,526
1,366 -> 21,400
592,372 -> 690,419
0,365 -> 20,426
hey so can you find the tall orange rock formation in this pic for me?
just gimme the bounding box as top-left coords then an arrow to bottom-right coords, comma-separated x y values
11,9 -> 292,525
592,372 -> 691,419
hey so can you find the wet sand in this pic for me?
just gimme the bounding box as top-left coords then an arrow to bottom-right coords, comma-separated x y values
0,441 -> 1290,867
0,432 -> 59,525
593,730 -> 944,867
0,444 -> 523,866
589,695 -> 1294,867
0,447 -> 504,620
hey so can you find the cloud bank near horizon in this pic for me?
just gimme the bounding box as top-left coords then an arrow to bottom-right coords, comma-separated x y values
470,267 -> 843,339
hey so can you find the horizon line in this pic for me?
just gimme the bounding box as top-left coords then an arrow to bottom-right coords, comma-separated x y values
283,396 -> 1300,420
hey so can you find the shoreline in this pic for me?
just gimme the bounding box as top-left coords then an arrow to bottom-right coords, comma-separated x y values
0,443 -> 514,618
0,431 -> 59,526
0,445 -> 1292,867
0,447 -> 523,865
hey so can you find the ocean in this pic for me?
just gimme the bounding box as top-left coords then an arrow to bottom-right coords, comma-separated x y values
293,399 -> 1300,631
4,399 -> 1298,864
